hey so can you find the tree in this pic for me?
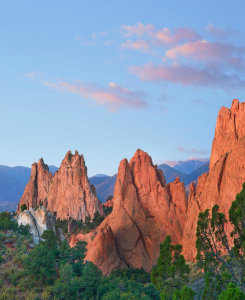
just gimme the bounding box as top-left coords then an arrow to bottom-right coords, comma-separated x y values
151,235 -> 190,299
218,282 -> 245,300
78,262 -> 102,299
41,230 -> 58,250
52,263 -> 80,300
0,212 -> 17,231
21,204 -> 27,212
173,285 -> 195,300
24,243 -> 56,285
196,183 -> 245,298
71,241 -> 87,276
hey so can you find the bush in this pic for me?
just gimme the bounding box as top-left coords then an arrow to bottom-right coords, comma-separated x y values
0,212 -> 17,231
20,204 -> 27,212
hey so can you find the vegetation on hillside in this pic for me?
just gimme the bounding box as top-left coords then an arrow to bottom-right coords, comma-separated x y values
1,183 -> 245,299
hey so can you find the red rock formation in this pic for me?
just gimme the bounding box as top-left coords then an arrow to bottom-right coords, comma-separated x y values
103,198 -> 113,208
182,99 -> 245,260
210,99 -> 245,168
18,151 -> 104,221
72,149 -> 188,274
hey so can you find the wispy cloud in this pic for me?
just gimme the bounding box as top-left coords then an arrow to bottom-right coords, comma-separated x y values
122,23 -> 155,37
165,40 -> 245,67
122,23 -> 200,46
121,23 -> 245,90
177,146 -> 210,156
44,80 -> 147,111
130,63 -> 245,89
206,23 -> 241,40
121,39 -> 150,52
25,71 -> 37,79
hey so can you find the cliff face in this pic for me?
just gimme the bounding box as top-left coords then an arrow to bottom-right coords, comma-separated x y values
71,149 -> 188,274
182,99 -> 245,260
18,151 -> 104,221
210,99 -> 245,169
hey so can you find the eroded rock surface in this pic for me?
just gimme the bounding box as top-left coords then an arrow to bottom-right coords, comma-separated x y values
71,149 -> 188,274
182,99 -> 245,260
17,206 -> 57,243
18,151 -> 104,221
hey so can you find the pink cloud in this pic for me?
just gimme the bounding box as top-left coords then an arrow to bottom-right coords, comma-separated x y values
155,27 -> 200,45
206,23 -> 240,40
44,80 -> 147,111
130,63 -> 245,88
122,23 -> 155,37
166,40 -> 244,62
122,23 -> 200,47
121,39 -> 150,52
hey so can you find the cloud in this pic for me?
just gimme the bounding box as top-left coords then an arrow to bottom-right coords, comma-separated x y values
130,62 -> 245,89
44,80 -> 147,111
122,23 -> 155,37
177,146 -> 210,156
122,23 -> 200,46
154,27 -> 200,45
121,39 -> 150,52
206,23 -> 240,40
25,72 -> 37,79
165,40 -> 245,67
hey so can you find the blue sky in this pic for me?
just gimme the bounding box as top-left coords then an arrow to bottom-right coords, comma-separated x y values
1,0 -> 245,176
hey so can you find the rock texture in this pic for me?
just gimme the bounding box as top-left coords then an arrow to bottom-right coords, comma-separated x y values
182,99 -> 245,260
18,151 -> 104,221
71,149 -> 188,274
17,206 -> 58,243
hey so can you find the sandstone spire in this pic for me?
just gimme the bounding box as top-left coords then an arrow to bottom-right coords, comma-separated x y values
182,99 -> 245,260
71,149 -> 188,274
18,151 -> 104,221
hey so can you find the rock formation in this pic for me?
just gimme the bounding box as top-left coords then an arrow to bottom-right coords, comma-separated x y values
182,99 -> 245,260
17,206 -> 61,243
18,151 -> 104,221
71,149 -> 188,274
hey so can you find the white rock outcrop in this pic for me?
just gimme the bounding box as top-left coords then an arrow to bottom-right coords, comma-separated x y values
17,206 -> 58,243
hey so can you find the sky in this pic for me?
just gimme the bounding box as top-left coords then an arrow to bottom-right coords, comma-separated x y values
1,0 -> 245,176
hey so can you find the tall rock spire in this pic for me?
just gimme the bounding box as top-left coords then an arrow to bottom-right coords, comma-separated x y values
18,151 -> 104,221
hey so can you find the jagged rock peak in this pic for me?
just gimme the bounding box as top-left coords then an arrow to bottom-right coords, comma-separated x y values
210,99 -> 245,169
71,149 -> 187,274
18,151 -> 104,221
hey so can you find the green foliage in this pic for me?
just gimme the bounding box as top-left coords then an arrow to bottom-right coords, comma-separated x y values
20,204 -> 27,212
41,230 -> 58,250
55,218 -> 68,234
0,212 -> 18,231
79,262 -> 102,299
196,183 -> 245,298
173,285 -> 195,300
219,282 -> 245,300
51,263 -> 80,300
229,182 -> 245,258
23,242 -> 56,284
151,235 -> 190,299
103,205 -> 113,216
111,267 -> 150,284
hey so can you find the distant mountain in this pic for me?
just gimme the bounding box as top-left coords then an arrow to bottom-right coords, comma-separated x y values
157,164 -> 184,183
182,162 -> 209,186
168,159 -> 209,174
89,174 -> 117,202
0,159 -> 209,211
0,165 -> 58,212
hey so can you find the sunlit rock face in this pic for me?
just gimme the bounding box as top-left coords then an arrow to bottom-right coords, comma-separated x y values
182,99 -> 245,261
17,206 -> 58,243
71,149 -> 188,274
18,151 -> 104,221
